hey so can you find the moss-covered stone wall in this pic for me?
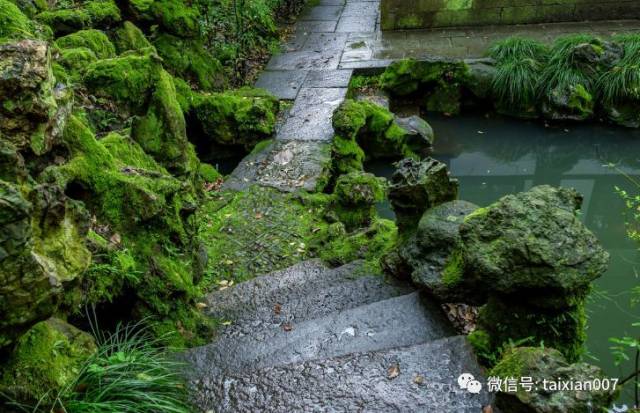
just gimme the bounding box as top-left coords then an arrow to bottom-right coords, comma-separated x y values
381,0 -> 640,30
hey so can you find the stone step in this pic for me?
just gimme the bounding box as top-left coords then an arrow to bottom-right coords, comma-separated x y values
183,291 -> 454,377
211,273 -> 415,340
190,335 -> 493,413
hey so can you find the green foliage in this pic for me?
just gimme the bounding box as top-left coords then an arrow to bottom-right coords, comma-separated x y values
599,34 -> 640,104
488,37 -> 547,111
113,21 -> 154,54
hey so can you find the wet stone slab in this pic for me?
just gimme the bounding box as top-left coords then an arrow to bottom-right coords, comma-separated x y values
296,20 -> 338,33
336,14 -> 378,33
303,69 -> 352,88
223,140 -> 332,192
266,50 -> 341,70
302,32 -> 348,52
300,5 -> 343,21
343,1 -> 379,16
277,87 -> 347,141
254,70 -> 308,100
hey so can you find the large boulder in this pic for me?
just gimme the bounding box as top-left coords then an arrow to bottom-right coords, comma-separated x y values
0,40 -> 71,156
388,157 -> 458,231
458,185 -> 609,308
489,347 -> 616,413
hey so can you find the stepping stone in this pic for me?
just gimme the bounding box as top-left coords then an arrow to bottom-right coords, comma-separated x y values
300,5 -> 343,21
303,69 -> 353,88
190,336 -> 493,413
222,140 -> 332,192
277,87 -> 347,141
254,70 -> 308,100
183,292 -> 454,376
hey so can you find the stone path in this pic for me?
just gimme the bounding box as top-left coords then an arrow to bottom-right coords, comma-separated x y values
225,0 -> 639,192
184,260 -> 492,412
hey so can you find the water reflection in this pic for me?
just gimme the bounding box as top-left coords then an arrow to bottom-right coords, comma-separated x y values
366,112 -> 640,399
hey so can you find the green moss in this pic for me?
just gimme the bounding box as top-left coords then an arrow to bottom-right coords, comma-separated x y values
380,59 -> 470,112
333,171 -> 385,231
55,29 -> 115,59
198,162 -> 221,182
0,318 -> 96,405
84,52 -> 156,111
154,33 -> 225,91
113,21 -> 154,54
0,0 -> 36,40
36,8 -> 89,35
198,186 -> 332,285
191,88 -> 279,150
331,134 -> 365,176
149,0 -> 199,38
441,248 -> 464,286
320,218 -> 398,273
57,47 -> 97,80
84,0 -> 121,26
131,67 -> 197,175
331,99 -> 427,164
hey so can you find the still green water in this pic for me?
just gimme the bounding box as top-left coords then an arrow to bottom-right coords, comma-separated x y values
367,112 -> 640,402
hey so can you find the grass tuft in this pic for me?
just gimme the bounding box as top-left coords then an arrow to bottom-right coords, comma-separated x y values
598,34 -> 640,104
488,37 -> 547,107
12,321 -> 192,413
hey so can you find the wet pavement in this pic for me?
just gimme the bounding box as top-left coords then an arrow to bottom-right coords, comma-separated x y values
242,0 -> 639,192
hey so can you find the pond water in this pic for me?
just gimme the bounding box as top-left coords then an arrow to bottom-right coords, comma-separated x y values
367,112 -> 640,401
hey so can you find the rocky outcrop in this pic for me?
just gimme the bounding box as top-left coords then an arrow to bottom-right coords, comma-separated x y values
0,181 -> 91,348
490,347 -> 617,413
333,171 -> 385,232
387,157 -> 458,231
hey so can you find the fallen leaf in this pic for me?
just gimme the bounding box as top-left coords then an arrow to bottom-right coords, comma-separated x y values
387,364 -> 400,380
413,374 -> 424,384
109,233 -> 121,245
195,302 -> 208,310
221,320 -> 232,326
482,406 -> 493,413
274,303 -> 282,315
282,323 -> 293,332
255,212 -> 263,219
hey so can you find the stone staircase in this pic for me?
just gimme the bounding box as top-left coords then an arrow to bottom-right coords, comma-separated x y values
182,260 -> 493,412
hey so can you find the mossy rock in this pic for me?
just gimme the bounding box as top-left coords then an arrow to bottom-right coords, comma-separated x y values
113,20 -> 154,54
0,0 -> 37,41
126,0 -> 198,38
380,58 -> 470,115
131,67 -> 198,175
190,88 -> 279,152
333,171 -> 385,231
153,33 -> 225,91
54,29 -> 116,59
84,51 -> 157,111
0,318 -> 96,405
489,346 -> 617,413
332,99 -> 433,164
57,46 -> 97,80
36,0 -> 121,36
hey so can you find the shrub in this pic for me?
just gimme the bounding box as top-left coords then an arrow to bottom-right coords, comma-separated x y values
598,34 -> 640,104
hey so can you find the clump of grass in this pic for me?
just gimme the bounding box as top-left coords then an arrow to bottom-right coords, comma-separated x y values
488,37 -> 548,108
538,34 -> 602,98
13,321 -> 192,413
598,34 -> 640,104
